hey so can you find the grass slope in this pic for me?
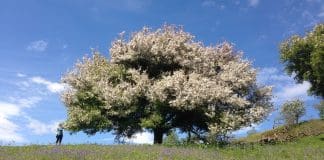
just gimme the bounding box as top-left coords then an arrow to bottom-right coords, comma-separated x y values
238,119 -> 324,143
1,134 -> 324,160
1,120 -> 323,160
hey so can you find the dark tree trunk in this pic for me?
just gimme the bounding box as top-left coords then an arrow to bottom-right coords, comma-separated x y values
153,129 -> 163,144
187,131 -> 191,143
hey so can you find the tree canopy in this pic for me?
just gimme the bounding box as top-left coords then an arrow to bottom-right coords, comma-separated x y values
61,25 -> 272,144
280,99 -> 305,125
280,24 -> 324,98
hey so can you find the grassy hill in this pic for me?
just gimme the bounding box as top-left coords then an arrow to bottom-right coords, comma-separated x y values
237,119 -> 324,143
1,120 -> 324,160
0,134 -> 323,160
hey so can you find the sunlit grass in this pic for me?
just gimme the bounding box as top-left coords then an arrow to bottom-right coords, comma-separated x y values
1,134 -> 323,160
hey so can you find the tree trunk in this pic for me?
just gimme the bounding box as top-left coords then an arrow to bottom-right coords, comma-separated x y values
187,131 -> 191,143
153,129 -> 163,144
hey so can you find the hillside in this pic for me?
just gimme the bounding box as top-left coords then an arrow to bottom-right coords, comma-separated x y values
237,119 -> 324,143
1,120 -> 324,159
1,134 -> 324,160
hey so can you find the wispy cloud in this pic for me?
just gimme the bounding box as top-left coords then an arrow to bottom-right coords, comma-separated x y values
0,101 -> 20,118
257,67 -> 290,84
257,67 -> 314,104
274,1 -> 323,37
274,82 -> 311,103
0,116 -> 25,143
16,73 -> 26,78
26,40 -> 48,52
26,117 -> 61,135
0,73 -> 65,143
30,76 -> 65,93
248,0 -> 259,7
16,97 -> 42,108
0,101 -> 25,143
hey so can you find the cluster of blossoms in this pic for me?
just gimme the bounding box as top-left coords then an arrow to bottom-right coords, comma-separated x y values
62,25 -> 272,138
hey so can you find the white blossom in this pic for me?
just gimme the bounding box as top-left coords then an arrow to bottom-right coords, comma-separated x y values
62,25 -> 272,136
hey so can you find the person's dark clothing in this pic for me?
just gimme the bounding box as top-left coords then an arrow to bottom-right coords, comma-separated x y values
56,134 -> 63,144
55,128 -> 63,145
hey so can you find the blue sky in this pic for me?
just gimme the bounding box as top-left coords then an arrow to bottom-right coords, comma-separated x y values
0,0 -> 323,145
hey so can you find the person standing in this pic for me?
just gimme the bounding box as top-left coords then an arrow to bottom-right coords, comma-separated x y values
55,123 -> 64,145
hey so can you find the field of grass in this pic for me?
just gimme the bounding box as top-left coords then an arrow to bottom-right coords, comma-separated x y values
237,119 -> 324,143
1,134 -> 324,160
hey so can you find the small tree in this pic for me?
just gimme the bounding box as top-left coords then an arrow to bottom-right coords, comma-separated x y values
280,99 -> 306,125
314,101 -> 324,120
163,129 -> 180,146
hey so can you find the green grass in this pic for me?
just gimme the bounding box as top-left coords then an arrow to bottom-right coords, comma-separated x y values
1,134 -> 324,160
1,120 -> 324,160
238,119 -> 324,143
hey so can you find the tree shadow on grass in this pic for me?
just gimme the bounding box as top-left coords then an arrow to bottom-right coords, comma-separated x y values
319,138 -> 324,141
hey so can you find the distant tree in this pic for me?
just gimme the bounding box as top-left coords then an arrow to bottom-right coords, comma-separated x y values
61,25 -> 273,144
280,24 -> 324,98
280,99 -> 306,125
163,129 -> 180,146
314,101 -> 324,120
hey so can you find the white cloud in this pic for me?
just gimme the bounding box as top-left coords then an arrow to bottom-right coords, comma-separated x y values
0,116 -> 25,143
274,82 -> 311,103
17,73 -> 26,78
248,0 -> 259,7
8,97 -> 42,108
30,76 -> 65,93
258,67 -> 313,104
26,117 -> 60,135
0,102 -> 20,118
126,131 -> 153,144
16,97 -> 42,108
0,74 -> 64,143
0,102 -> 25,143
257,67 -> 290,84
26,40 -> 48,52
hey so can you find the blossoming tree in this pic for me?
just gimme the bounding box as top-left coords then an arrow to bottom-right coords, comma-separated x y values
61,25 -> 272,144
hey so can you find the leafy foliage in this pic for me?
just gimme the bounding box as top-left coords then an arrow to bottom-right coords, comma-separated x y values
280,23 -> 324,98
61,25 -> 272,144
163,129 -> 180,146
